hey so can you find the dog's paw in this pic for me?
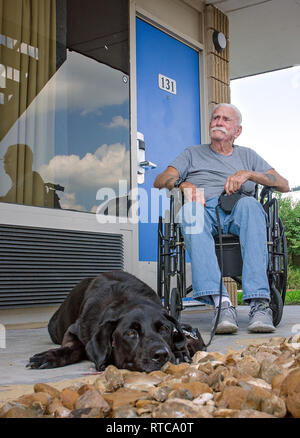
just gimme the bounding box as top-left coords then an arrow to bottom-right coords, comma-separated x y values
26,349 -> 62,369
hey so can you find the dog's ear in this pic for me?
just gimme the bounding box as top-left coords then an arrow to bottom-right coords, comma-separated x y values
85,319 -> 119,371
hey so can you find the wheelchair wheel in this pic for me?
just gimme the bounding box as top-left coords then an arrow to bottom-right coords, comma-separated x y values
157,216 -> 164,299
275,217 -> 288,304
170,287 -> 181,320
270,284 -> 283,327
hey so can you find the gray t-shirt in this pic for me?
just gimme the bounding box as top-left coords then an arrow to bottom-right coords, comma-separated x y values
170,144 -> 273,200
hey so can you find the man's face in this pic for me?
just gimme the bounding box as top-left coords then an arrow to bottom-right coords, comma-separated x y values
209,106 -> 242,144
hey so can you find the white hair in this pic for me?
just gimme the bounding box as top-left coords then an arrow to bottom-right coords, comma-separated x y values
211,103 -> 242,126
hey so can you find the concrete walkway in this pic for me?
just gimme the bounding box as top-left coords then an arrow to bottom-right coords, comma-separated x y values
0,305 -> 299,389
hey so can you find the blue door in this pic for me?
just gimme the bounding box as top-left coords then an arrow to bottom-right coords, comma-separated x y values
136,18 -> 201,261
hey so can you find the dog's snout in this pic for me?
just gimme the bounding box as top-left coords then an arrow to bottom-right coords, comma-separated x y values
151,347 -> 170,364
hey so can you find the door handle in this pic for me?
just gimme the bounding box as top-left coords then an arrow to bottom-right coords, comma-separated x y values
137,132 -> 157,184
139,160 -> 157,169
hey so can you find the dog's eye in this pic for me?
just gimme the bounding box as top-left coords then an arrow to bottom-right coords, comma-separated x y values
159,325 -> 170,335
126,329 -> 138,338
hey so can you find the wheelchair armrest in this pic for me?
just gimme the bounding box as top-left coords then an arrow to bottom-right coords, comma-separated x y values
260,185 -> 274,204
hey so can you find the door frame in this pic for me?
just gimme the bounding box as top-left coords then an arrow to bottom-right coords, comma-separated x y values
129,0 -> 210,157
129,0 -> 209,286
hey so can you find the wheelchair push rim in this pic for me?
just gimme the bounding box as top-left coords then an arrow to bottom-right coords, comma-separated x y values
275,217 -> 288,305
170,287 -> 182,320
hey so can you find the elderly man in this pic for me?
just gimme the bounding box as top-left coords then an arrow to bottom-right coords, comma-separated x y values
154,103 -> 289,334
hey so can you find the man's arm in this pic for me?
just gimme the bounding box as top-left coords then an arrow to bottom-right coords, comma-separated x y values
224,169 -> 290,195
154,166 -> 206,204
250,169 -> 290,193
153,166 -> 180,190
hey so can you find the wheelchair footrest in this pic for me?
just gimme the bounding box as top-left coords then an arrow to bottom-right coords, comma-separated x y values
182,297 -> 205,307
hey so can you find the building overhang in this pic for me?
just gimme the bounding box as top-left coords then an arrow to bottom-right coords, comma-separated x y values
206,0 -> 300,79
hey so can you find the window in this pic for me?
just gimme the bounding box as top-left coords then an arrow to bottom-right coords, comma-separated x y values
0,0 -> 130,214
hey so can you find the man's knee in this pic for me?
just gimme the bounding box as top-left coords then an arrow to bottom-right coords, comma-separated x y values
235,196 -> 264,216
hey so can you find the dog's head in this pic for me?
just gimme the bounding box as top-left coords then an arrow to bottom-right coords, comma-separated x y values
85,304 -> 188,372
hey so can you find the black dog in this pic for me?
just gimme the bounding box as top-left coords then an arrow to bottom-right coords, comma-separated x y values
27,271 -> 204,372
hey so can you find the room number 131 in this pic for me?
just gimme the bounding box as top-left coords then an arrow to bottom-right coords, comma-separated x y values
158,74 -> 177,95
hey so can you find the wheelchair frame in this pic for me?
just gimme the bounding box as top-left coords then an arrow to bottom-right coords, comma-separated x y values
157,186 -> 288,326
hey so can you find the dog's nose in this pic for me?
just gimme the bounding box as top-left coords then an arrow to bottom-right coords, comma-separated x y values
151,347 -> 170,364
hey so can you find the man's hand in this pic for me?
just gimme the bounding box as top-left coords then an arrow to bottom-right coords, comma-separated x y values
180,182 -> 206,205
224,170 -> 251,195
225,169 -> 290,194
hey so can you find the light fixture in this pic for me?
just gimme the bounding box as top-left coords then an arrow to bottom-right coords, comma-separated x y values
213,30 -> 227,53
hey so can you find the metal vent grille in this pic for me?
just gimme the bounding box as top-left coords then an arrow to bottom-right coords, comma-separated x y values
0,224 -> 123,308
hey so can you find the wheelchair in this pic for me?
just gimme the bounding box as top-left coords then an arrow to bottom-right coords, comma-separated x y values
157,186 -> 288,327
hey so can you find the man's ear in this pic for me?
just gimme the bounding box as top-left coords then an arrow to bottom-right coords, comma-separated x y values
85,319 -> 119,371
234,125 -> 242,139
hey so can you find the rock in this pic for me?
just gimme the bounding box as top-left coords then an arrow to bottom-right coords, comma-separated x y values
207,366 -> 229,391
234,409 -> 276,418
224,350 -> 240,366
193,392 -> 214,406
3,406 -> 40,418
272,373 -> 287,393
149,386 -> 172,402
102,387 -> 149,411
136,399 -> 159,409
261,394 -> 286,418
77,384 -> 96,395
167,388 -> 194,401
124,371 -> 163,391
94,377 -> 106,393
197,362 -> 214,375
280,368 -> 300,418
148,370 -> 167,380
167,381 -> 213,397
69,408 -> 104,418
214,408 -> 239,418
255,351 -> 277,364
60,388 -> 79,410
75,390 -> 111,416
152,398 -> 213,418
236,355 -> 261,378
275,350 -> 295,369
0,402 -> 17,417
104,365 -> 124,392
288,334 -> 300,344
222,375 -> 239,388
181,368 -> 209,384
161,362 -> 190,376
239,377 -> 272,392
135,400 -> 159,416
16,392 -> 52,414
259,359 -> 282,383
192,351 -> 210,364
217,386 -> 248,410
112,406 -> 138,418
285,343 -> 300,353
241,386 -> 272,411
33,383 -> 61,399
46,398 -> 71,417
286,389 -> 300,418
